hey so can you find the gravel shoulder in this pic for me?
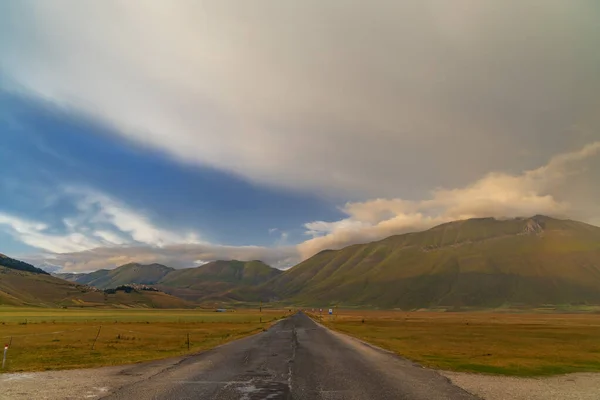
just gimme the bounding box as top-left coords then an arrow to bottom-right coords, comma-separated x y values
0,357 -> 187,400
5,367 -> 600,400
441,371 -> 600,400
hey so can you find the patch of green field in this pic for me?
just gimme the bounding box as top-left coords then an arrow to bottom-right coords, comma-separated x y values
311,310 -> 600,377
0,306 -> 278,324
0,308 -> 289,372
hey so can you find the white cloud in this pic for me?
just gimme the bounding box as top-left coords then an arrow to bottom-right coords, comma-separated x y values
1,186 -> 297,272
298,142 -> 600,258
24,244 -> 299,273
70,187 -> 201,247
0,186 -> 202,255
0,213 -> 102,253
275,231 -> 289,247
9,143 -> 600,272
1,1 -> 599,199
94,230 -> 127,246
2,2 -> 600,273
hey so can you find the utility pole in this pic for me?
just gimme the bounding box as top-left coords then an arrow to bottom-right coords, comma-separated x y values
92,326 -> 102,350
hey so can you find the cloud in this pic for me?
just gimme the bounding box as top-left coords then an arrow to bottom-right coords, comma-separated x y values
24,244 -> 299,273
0,186 -> 202,254
69,187 -> 201,247
2,2 -> 600,273
298,142 -> 600,258
2,1 -> 599,199
18,142 -> 599,273
0,213 -> 100,253
0,185 -> 298,272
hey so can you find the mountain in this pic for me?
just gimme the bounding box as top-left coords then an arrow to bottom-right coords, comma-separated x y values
56,263 -> 175,289
156,260 -> 282,302
57,260 -> 282,303
266,216 -> 600,309
1,255 -> 191,308
0,253 -> 49,275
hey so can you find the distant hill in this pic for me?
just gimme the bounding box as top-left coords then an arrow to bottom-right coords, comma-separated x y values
56,263 -> 174,289
156,260 -> 282,302
265,216 -> 600,309
0,253 -> 49,275
1,256 -> 191,308
57,260 -> 282,303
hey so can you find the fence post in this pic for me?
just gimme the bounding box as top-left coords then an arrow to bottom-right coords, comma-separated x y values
2,343 -> 8,369
187,333 -> 190,351
92,326 -> 102,350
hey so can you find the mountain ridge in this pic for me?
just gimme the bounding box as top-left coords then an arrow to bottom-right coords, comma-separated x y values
56,259 -> 283,303
262,215 -> 600,308
0,253 -> 49,275
0,264 -> 191,308
13,215 -> 600,309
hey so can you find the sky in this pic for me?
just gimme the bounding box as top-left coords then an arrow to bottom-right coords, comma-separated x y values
1,1 -> 599,272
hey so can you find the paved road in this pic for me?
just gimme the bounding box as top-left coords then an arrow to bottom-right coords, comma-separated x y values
102,312 -> 478,400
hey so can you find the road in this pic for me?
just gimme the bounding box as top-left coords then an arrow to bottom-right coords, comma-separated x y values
102,312 -> 477,400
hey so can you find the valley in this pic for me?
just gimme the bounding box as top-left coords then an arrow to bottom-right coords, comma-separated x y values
3,215 -> 600,310
0,307 -> 287,372
310,309 -> 600,376
2,215 -> 600,399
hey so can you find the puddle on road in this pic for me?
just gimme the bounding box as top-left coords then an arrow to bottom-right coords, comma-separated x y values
233,380 -> 290,400
84,386 -> 109,399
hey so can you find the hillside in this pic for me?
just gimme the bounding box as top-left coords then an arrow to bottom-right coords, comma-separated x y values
156,260 -> 282,301
57,260 -> 282,303
0,256 -> 191,308
57,263 -> 175,289
0,253 -> 49,275
266,216 -> 600,309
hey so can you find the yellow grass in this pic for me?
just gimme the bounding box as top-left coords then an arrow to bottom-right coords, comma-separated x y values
309,310 -> 600,376
0,307 -> 289,372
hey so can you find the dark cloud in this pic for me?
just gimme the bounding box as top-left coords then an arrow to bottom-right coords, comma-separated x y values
1,1 -> 598,199
1,1 -> 599,269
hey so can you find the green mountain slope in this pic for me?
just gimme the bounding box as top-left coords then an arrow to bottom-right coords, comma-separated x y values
0,253 -> 49,275
268,216 -> 600,308
0,266 -> 191,309
156,260 -> 282,302
159,260 -> 280,286
57,260 -> 282,303
57,263 -> 175,289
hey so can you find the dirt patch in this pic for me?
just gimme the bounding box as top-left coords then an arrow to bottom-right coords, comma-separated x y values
442,371 -> 600,400
0,357 -> 184,400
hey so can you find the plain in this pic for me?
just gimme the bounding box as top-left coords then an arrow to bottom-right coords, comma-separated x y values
309,309 -> 600,376
0,307 -> 287,372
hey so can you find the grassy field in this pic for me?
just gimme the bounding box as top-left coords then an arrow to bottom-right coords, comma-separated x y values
0,307 -> 289,372
310,310 -> 600,376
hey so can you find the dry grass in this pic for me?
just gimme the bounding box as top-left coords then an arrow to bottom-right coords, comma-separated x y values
0,307 -> 289,372
310,310 -> 600,376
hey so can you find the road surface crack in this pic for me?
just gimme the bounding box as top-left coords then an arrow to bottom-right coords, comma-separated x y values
288,325 -> 298,392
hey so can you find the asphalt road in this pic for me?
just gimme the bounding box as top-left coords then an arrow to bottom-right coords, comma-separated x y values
102,312 -> 478,400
